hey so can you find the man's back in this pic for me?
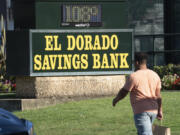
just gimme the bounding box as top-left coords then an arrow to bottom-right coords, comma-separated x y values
113,52 -> 163,135
124,69 -> 161,114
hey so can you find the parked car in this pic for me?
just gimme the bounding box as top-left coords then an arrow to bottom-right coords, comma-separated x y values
0,108 -> 35,135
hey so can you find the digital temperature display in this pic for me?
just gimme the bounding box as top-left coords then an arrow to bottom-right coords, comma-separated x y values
62,5 -> 102,27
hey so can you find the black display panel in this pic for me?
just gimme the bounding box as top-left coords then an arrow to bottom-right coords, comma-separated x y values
61,4 -> 102,27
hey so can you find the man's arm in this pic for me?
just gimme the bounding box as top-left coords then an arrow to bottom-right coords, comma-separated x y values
156,87 -> 163,120
112,88 -> 129,107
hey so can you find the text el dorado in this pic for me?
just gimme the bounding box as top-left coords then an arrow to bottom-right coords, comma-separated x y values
33,34 -> 130,71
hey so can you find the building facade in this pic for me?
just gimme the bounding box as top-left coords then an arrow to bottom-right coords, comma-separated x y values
129,0 -> 180,67
0,0 -> 180,67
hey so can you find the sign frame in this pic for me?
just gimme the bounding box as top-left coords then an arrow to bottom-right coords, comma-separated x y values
29,29 -> 134,76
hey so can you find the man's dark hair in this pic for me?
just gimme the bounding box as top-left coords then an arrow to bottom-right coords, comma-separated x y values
135,52 -> 148,64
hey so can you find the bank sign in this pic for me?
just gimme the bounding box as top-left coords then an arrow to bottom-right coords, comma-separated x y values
30,29 -> 133,76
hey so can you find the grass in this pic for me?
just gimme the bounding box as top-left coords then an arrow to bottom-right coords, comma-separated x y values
0,92 -> 16,99
14,91 -> 180,135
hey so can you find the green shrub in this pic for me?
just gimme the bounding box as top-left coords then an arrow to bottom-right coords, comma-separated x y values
0,42 -> 16,93
153,64 -> 176,79
154,64 -> 180,90
0,81 -> 13,92
172,77 -> 180,90
162,74 -> 178,90
153,66 -> 164,79
173,65 -> 180,76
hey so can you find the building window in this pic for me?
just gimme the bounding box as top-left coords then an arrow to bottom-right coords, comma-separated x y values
128,0 -> 164,67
